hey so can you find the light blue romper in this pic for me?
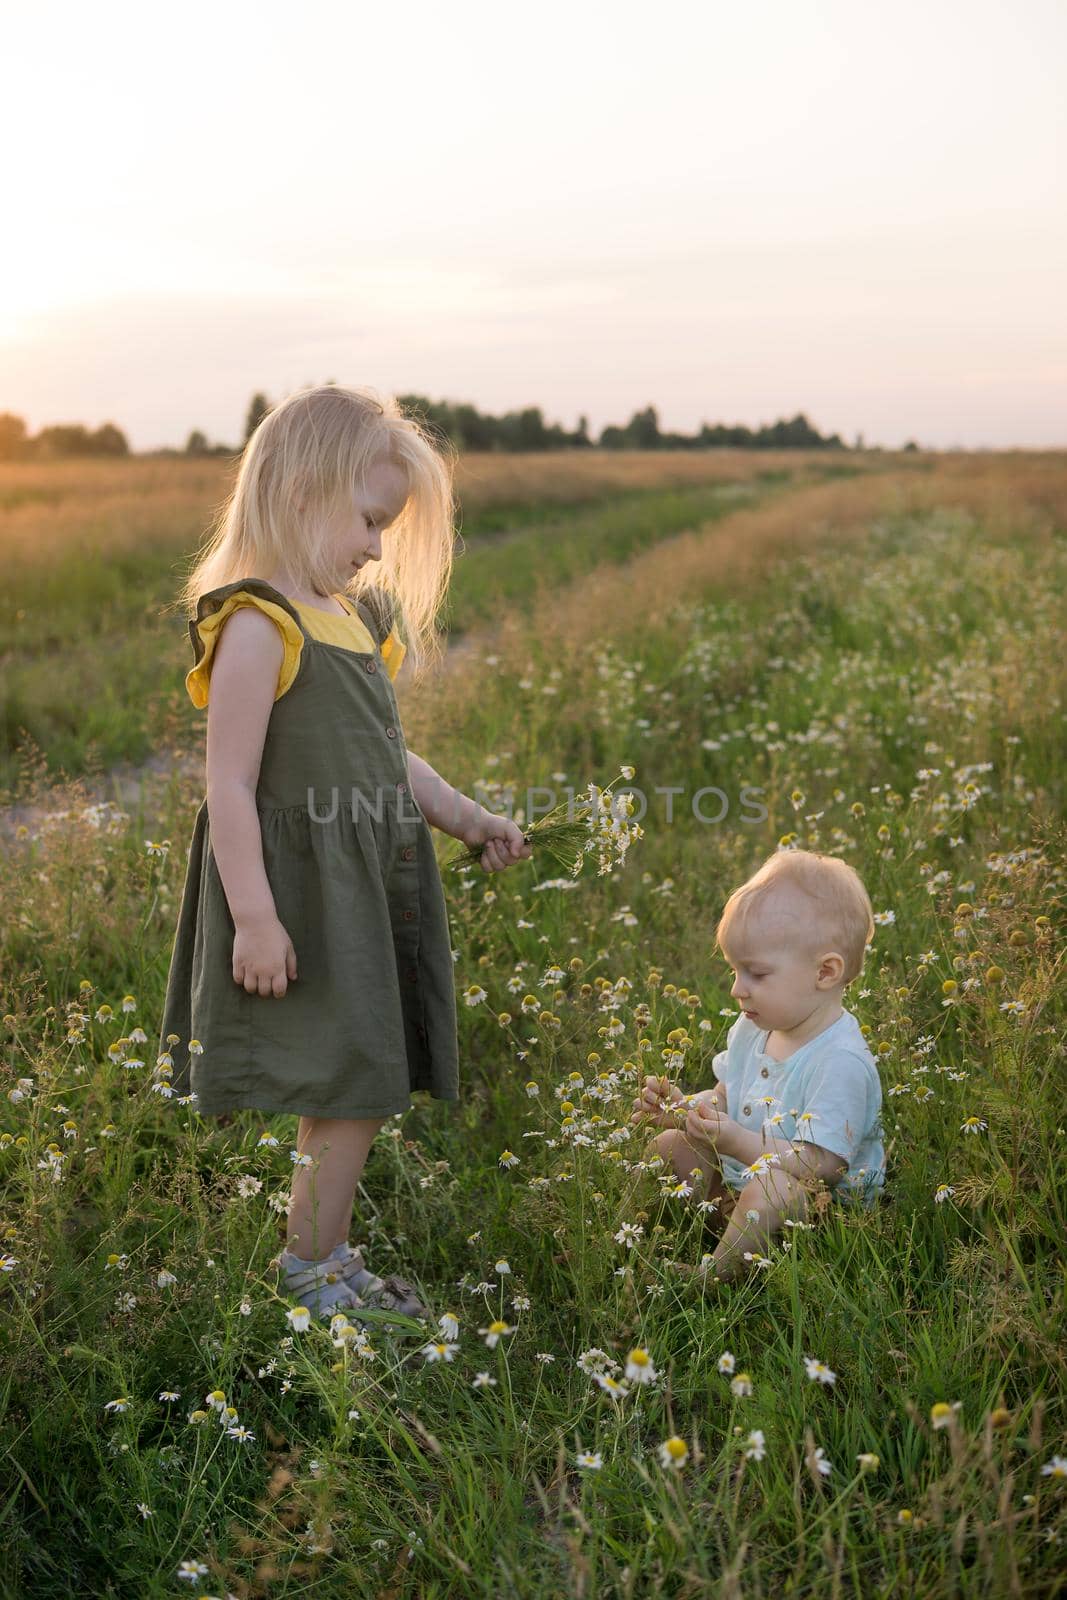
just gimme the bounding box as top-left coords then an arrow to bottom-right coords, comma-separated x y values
711,1009 -> 886,1206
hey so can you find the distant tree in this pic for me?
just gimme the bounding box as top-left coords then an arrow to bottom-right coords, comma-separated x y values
185,429 -> 210,455
92,423 -> 128,455
902,439 -> 920,452
0,412 -> 29,460
244,392 -> 271,442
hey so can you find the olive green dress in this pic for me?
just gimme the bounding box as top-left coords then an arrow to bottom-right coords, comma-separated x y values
158,577 -> 460,1119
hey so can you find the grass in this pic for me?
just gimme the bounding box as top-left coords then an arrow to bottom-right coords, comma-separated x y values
0,450 -> 880,798
0,452 -> 1064,1597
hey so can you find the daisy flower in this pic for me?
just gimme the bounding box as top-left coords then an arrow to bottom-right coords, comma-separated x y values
479,1320 -> 515,1349
657,1436 -> 689,1471
624,1348 -> 658,1385
803,1356 -> 837,1386
743,1429 -> 766,1461
960,1116 -> 987,1135
576,1450 -> 603,1469
730,1373 -> 753,1397
717,1351 -> 736,1374
421,1341 -> 460,1363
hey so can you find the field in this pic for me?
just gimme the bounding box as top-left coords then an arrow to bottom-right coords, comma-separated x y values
0,450 -> 1064,1598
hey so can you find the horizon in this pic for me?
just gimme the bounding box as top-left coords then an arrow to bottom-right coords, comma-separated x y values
3,0 -> 1065,453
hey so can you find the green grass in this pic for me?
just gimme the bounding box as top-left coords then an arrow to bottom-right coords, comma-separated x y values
0,484 -> 1063,1597
0,462 -> 860,799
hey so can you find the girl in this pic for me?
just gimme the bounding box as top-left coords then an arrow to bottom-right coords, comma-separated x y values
158,384 -> 531,1322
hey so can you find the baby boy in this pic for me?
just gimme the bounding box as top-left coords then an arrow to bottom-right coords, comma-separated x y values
631,847 -> 886,1280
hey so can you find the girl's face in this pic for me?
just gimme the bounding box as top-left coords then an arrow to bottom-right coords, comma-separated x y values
323,461 -> 408,583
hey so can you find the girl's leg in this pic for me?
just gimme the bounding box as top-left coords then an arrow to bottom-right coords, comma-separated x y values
286,1115 -> 387,1260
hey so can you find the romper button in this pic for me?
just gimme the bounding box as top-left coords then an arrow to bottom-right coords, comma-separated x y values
365,659 -> 377,674
760,1067 -> 769,1078
401,846 -> 415,861
403,909 -> 415,921
396,781 -> 407,794
386,726 -> 397,739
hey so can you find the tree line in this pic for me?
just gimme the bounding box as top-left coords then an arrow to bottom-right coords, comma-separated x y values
0,392 -> 916,461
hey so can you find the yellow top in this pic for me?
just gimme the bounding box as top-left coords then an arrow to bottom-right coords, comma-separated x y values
185,589 -> 407,709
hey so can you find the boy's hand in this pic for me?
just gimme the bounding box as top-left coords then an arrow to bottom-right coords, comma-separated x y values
463,810 -> 532,874
685,1093 -> 724,1149
630,1074 -> 686,1129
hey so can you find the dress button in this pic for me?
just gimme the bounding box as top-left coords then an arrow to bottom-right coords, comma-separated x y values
403,909 -> 415,921
760,1067 -> 769,1078
742,1105 -> 751,1117
365,659 -> 377,674
396,781 -> 407,794
386,726 -> 397,739
401,846 -> 415,861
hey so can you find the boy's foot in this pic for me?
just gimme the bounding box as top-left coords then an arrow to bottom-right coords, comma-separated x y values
333,1241 -> 432,1324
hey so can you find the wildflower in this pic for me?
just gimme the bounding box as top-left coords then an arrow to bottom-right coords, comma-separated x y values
717,1351 -> 736,1374
960,1116 -> 987,1135
1040,1455 -> 1067,1479
498,1150 -> 520,1169
438,1312 -> 460,1341
472,1371 -> 497,1388
657,1435 -> 689,1470
857,1452 -> 880,1471
226,1424 -> 255,1443
478,1320 -> 515,1349
897,1508 -> 914,1525
625,1348 -> 658,1384
744,1429 -> 766,1461
524,1081 -> 540,1097
931,1401 -> 962,1429
594,1372 -> 631,1399
421,1341 -> 459,1363
873,911 -> 896,926
463,985 -> 488,1007
999,999 -> 1026,1016
103,1397 -> 131,1414
614,1222 -> 645,1248
730,1373 -> 753,1397
811,1445 -> 832,1477
176,1559 -> 209,1581
576,1449 -> 603,1469
934,1184 -> 955,1204
803,1356 -> 837,1386
494,1259 -> 512,1274
286,1306 -> 312,1332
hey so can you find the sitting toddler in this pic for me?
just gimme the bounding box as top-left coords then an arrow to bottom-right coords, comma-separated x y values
631,847 -> 886,1279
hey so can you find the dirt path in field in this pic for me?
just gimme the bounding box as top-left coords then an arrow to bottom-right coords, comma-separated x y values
1,453 -> 1018,850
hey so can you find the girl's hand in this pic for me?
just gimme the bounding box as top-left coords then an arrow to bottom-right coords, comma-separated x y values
629,1074 -> 685,1129
233,917 -> 298,998
463,810 -> 532,874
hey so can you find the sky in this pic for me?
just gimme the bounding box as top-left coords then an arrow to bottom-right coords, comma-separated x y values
3,0 -> 1065,452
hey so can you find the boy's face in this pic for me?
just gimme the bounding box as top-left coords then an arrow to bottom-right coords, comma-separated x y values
721,895 -> 844,1033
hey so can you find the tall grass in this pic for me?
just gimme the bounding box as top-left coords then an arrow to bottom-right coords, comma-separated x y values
0,456 -> 1063,1597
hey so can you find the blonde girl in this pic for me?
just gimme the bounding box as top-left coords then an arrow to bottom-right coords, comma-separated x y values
159,384 -> 530,1320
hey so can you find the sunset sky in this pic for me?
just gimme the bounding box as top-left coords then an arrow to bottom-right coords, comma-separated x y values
4,0 -> 1065,452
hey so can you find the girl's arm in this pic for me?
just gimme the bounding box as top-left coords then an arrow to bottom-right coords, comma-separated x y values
407,750 -> 531,871
205,608 -> 298,994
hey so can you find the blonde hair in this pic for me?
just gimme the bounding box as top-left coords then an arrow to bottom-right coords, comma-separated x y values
716,848 -> 875,984
171,384 -> 457,673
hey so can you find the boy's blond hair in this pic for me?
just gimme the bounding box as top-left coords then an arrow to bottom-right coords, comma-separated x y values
716,848 -> 875,984
171,384 -> 457,674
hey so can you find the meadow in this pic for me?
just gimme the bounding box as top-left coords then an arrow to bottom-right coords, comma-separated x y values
0,450 -> 1064,1598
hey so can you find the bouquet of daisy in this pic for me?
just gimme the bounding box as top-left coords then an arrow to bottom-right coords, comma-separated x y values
447,765 -> 644,878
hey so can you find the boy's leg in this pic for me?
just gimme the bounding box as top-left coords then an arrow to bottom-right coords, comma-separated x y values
709,1165 -> 813,1279
650,1127 -> 735,1224
286,1115 -> 388,1261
